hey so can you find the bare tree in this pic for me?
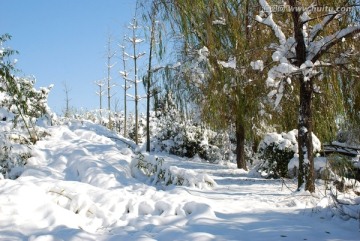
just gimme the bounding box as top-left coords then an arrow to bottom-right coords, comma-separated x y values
126,18 -> 145,144
106,35 -> 116,111
94,79 -> 105,111
113,97 -> 121,133
119,43 -> 131,137
105,35 -> 117,129
63,81 -> 72,118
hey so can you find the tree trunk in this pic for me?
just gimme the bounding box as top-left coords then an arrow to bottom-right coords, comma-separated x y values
289,0 -> 315,192
146,8 -> 156,152
297,79 -> 315,192
236,121 -> 247,170
146,87 -> 150,152
133,22 -> 139,145
124,80 -> 127,138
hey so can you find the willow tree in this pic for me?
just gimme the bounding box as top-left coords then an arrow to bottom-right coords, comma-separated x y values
158,0 -> 269,169
256,0 -> 360,192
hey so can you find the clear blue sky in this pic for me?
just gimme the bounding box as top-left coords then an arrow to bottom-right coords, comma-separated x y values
1,0 -> 149,115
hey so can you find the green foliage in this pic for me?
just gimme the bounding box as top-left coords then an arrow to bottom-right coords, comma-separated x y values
258,143 -> 295,178
135,153 -> 168,184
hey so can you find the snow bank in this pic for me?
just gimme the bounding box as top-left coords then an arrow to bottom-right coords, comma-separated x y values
0,120 -> 222,240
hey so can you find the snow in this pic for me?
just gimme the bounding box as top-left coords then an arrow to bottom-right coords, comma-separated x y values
218,57 -> 236,69
256,0 -> 286,45
257,0 -> 360,110
250,60 -> 264,71
128,37 -> 144,44
212,17 -> 226,26
308,11 -> 338,42
307,26 -> 360,61
0,121 -> 359,240
198,46 -> 209,61
0,107 -> 14,120
260,130 -> 299,153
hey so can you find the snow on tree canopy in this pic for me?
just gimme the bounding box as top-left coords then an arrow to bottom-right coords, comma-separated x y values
255,0 -> 360,109
218,57 -> 236,69
250,60 -> 264,71
198,46 -> 209,61
212,17 -> 226,26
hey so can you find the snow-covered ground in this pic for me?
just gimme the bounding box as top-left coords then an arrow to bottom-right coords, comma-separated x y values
0,120 -> 359,241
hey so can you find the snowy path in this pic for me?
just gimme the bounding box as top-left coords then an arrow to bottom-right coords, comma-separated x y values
0,121 -> 359,241
158,159 -> 359,241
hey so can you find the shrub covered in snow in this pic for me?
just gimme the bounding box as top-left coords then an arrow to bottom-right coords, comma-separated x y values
258,129 -> 321,178
150,107 -> 234,163
326,154 -> 359,181
0,131 -> 31,179
0,34 -> 53,177
131,153 -> 216,188
1,34 -> 53,142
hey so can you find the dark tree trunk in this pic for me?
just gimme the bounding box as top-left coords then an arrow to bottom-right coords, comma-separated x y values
289,0 -> 315,192
236,121 -> 247,170
146,5 -> 157,152
146,81 -> 151,152
297,79 -> 315,192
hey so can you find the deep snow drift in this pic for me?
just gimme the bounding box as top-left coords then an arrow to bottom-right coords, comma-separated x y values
0,120 -> 359,241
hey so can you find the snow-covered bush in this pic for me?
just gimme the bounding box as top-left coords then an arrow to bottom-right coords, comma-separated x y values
258,129 -> 321,178
321,154 -> 360,196
327,154 -> 359,181
128,113 -> 147,143
0,131 -> 31,179
131,153 -> 216,188
152,116 -> 228,162
0,34 -> 53,177
150,100 -> 234,163
71,109 -> 127,133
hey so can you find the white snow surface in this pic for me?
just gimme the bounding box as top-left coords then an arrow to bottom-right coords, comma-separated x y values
0,121 -> 359,241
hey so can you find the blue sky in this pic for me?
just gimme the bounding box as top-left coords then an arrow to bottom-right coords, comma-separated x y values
1,0 -> 150,115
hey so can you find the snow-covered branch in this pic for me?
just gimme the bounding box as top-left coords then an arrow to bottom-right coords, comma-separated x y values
256,0 -> 286,45
124,51 -> 146,60
127,37 -> 145,44
309,26 -> 360,62
119,70 -> 130,77
308,11 -> 338,42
